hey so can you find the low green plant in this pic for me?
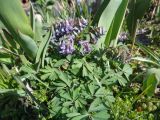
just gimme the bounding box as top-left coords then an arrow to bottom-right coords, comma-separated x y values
16,49 -> 133,119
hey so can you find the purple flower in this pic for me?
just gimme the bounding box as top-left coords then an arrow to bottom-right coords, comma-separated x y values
78,40 -> 91,54
59,37 -> 75,54
65,20 -> 73,34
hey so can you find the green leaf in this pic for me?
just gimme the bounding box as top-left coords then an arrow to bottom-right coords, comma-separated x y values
54,60 -> 65,67
71,114 -> 89,120
88,83 -> 97,96
41,30 -> 52,67
0,53 -> 12,64
71,59 -> 83,75
92,0 -> 110,25
95,87 -> 106,97
143,68 -> 160,96
57,72 -> 71,87
2,29 -> 17,49
106,0 -> 129,47
116,73 -> 127,86
0,20 -> 5,29
0,0 -> 33,37
0,0 -> 38,60
82,65 -> 89,77
92,110 -> 110,120
134,0 -> 152,19
18,31 -> 38,60
66,113 -> 81,118
89,98 -> 106,112
0,34 -> 2,48
97,0 -> 122,48
136,42 -> 160,62
131,57 -> 160,67
63,101 -> 72,107
35,30 -> 51,64
73,87 -> 80,100
48,97 -> 62,117
60,92 -> 72,101
40,67 -> 58,80
122,64 -> 132,79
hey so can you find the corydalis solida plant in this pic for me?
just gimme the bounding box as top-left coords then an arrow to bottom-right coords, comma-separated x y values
50,18 -> 105,55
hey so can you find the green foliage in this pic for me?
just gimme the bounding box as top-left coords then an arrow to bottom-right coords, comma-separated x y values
42,53 -> 130,119
96,0 -> 122,48
106,0 -> 129,47
0,0 -> 160,119
17,50 -> 131,119
0,0 -> 38,60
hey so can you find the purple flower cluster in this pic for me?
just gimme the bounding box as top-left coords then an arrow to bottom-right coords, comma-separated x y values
50,18 -> 105,55
54,18 -> 88,40
59,35 -> 75,54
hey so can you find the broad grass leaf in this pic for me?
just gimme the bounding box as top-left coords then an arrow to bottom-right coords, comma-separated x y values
106,0 -> 129,47
0,0 -> 38,60
0,0 -> 33,37
92,0 -> 110,25
143,73 -> 157,96
18,31 -> 38,59
41,30 -> 52,67
143,68 -> 160,96
35,30 -> 51,64
137,43 -> 160,62
131,57 -> 160,67
97,0 -> 122,48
